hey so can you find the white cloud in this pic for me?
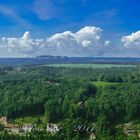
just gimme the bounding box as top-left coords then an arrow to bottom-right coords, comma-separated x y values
82,40 -> 92,47
46,26 -> 110,56
104,40 -> 111,46
0,26 -> 111,57
121,31 -> 140,48
0,31 -> 45,57
117,30 -> 140,57
75,26 -> 102,47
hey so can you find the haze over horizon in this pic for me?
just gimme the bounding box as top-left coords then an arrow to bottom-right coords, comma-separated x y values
0,0 -> 140,57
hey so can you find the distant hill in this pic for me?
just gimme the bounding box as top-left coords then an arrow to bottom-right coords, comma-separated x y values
37,55 -> 68,59
0,56 -> 139,65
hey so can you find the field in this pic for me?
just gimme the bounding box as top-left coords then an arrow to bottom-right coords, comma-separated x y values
93,81 -> 118,87
13,115 -> 46,125
48,63 -> 135,68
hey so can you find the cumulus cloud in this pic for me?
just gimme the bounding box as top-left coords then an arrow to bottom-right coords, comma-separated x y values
120,30 -> 140,57
0,26 -> 111,57
46,26 -> 110,56
121,31 -> 140,48
75,26 -> 102,47
0,31 -> 45,57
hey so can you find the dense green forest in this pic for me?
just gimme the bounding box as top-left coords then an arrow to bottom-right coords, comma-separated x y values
0,64 -> 140,139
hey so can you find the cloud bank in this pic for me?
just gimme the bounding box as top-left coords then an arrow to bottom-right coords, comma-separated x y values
0,26 -> 111,57
0,26 -> 140,57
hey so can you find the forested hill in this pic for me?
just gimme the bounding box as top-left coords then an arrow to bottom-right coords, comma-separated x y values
0,56 -> 140,65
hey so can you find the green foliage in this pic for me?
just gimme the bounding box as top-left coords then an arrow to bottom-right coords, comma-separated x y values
0,65 -> 139,139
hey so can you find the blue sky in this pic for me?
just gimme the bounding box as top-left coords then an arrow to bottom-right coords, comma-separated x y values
0,0 -> 140,57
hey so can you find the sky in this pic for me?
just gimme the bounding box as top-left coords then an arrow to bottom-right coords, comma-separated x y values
0,0 -> 140,57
